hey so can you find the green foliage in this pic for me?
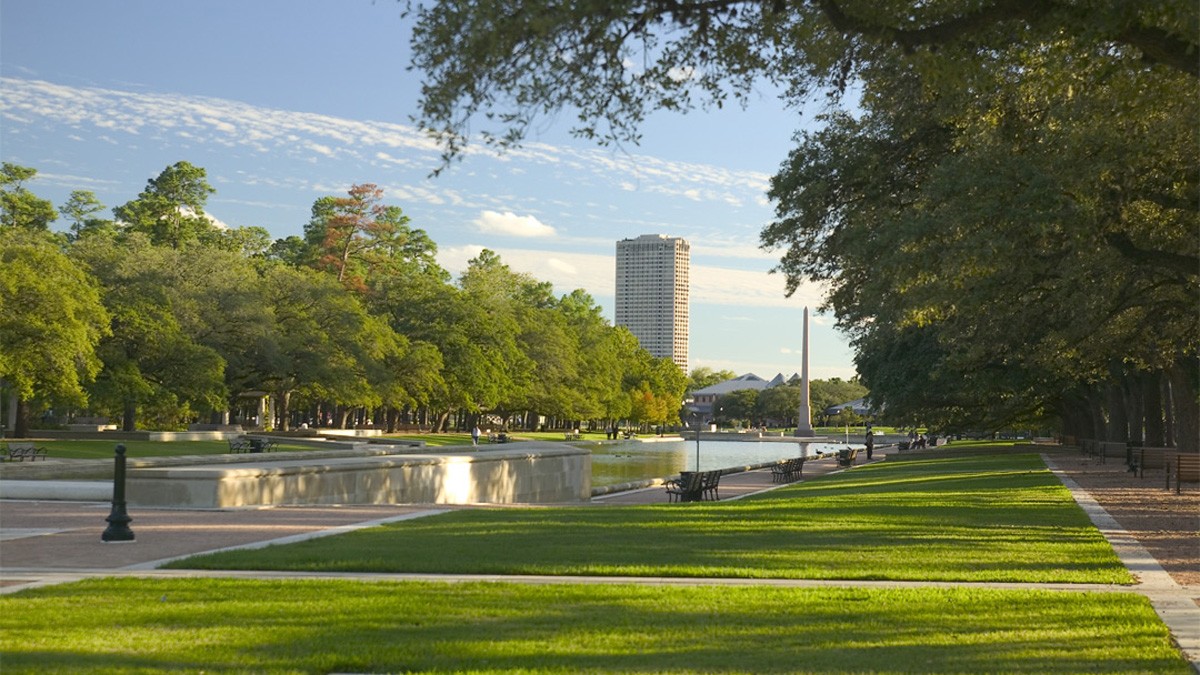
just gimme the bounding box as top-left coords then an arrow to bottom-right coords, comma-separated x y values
0,163 -> 58,231
0,229 -> 109,406
686,366 -> 736,392
112,161 -> 218,248
9,161 -> 707,432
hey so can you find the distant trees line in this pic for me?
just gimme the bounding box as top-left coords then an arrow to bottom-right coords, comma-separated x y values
0,161 -> 689,436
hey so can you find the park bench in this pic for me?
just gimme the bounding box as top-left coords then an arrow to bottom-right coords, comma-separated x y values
1168,453 -> 1200,494
3,442 -> 48,462
488,432 -> 509,444
664,470 -> 722,502
771,457 -> 806,483
836,448 -> 859,467
1079,438 -> 1105,464
563,431 -> 581,441
229,437 -> 276,453
247,437 -> 277,452
1130,446 -> 1175,483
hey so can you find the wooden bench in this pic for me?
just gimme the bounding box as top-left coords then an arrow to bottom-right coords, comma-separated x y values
1169,453 -> 1200,494
664,470 -> 721,502
837,448 -> 859,467
771,457 -> 806,483
3,442 -> 48,461
1131,446 -> 1175,482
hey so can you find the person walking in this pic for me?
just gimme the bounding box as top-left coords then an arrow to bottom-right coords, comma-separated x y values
865,430 -> 874,460
471,425 -> 481,447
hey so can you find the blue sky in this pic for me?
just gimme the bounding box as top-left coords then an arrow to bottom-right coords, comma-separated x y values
1,0 -> 857,380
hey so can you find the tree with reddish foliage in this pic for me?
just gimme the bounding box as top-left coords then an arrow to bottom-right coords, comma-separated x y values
306,183 -> 417,293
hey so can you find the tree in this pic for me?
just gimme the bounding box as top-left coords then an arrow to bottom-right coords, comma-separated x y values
304,184 -> 433,292
0,163 -> 58,231
60,190 -> 114,240
112,161 -> 218,248
686,367 -> 737,393
251,265 -> 408,430
0,230 -> 110,436
71,235 -> 229,430
405,1 -> 1196,167
757,384 -> 800,427
715,388 -> 759,427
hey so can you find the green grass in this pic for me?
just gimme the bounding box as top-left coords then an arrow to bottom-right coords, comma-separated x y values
12,439 -> 323,460
172,454 -> 1130,584
0,578 -> 1187,674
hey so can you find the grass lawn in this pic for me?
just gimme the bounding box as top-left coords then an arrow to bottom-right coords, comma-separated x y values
19,434 -> 484,459
171,454 -> 1130,584
14,439 -> 326,460
0,578 -> 1188,674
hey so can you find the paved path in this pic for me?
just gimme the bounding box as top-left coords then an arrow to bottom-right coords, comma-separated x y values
1,450 -> 1196,671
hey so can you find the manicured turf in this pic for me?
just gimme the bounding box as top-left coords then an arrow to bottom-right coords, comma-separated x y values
0,578 -> 1188,674
15,439 -> 325,459
172,454 -> 1131,584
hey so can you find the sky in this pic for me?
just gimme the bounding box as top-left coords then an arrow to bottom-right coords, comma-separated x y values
0,0 -> 858,381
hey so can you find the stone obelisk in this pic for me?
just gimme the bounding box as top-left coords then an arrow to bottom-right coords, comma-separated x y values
795,306 -> 816,437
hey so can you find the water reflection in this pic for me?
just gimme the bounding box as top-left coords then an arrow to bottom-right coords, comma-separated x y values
591,439 -> 862,488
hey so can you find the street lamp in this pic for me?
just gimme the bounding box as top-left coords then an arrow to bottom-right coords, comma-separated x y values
689,410 -> 703,472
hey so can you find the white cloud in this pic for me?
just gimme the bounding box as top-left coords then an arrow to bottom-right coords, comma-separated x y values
473,210 -> 556,238
547,258 -> 576,275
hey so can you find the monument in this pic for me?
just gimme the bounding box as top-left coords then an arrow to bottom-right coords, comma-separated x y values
795,306 -> 816,437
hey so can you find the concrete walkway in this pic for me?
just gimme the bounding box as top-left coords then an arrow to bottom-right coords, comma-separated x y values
1,450 -> 1196,671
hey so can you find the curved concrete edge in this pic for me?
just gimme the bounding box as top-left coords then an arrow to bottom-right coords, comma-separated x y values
1042,454 -> 1200,671
0,480 -> 111,501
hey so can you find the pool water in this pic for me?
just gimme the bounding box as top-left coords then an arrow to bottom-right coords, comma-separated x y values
591,438 -> 862,487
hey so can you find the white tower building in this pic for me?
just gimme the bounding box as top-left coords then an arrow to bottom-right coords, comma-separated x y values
615,234 -> 690,371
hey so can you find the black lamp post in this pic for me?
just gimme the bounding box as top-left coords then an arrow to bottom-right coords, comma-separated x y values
101,444 -> 135,543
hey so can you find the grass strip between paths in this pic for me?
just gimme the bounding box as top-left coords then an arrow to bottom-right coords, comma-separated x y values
172,454 -> 1130,584
1,578 -> 1189,674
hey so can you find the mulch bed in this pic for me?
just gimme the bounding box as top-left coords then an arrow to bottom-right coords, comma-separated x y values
1050,452 -> 1199,588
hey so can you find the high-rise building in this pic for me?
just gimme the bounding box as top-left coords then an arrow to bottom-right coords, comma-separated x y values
615,234 -> 689,371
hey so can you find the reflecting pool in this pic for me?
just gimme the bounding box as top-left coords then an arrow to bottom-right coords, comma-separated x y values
591,438 -> 862,488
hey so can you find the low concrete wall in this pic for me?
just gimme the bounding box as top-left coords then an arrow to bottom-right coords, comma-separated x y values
126,444 -> 591,508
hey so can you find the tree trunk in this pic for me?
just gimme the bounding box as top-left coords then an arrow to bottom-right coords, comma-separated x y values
1162,374 -> 1176,448
1142,371 -> 1165,447
123,402 -> 137,432
1104,382 -> 1128,443
278,390 -> 292,432
1122,372 -> 1144,446
13,397 -> 29,438
1167,360 -> 1198,454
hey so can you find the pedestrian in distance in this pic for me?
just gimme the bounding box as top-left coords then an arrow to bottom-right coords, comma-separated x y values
471,425 -> 481,447
865,430 -> 874,460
